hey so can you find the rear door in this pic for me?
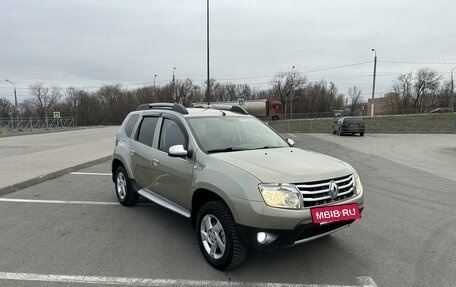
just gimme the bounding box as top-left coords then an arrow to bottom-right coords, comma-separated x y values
130,115 -> 161,189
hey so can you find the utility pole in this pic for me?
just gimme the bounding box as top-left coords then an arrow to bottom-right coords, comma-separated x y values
153,74 -> 157,88
371,49 -> 377,117
5,79 -> 18,129
206,0 -> 210,105
172,67 -> 176,102
451,68 -> 455,112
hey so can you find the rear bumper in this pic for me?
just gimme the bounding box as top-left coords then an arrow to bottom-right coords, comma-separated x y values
237,208 -> 363,251
340,127 -> 365,133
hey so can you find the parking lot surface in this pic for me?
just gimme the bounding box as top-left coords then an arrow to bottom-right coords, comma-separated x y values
1,133 -> 455,286
0,126 -> 118,195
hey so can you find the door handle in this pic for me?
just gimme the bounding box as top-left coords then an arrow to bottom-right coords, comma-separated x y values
152,159 -> 160,166
130,149 -> 136,156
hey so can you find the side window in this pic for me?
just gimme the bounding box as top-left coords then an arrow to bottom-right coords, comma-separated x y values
136,117 -> 159,147
159,118 -> 187,152
124,114 -> 139,137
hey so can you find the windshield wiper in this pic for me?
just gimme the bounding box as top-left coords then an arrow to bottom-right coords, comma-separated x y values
206,147 -> 250,154
252,146 -> 281,150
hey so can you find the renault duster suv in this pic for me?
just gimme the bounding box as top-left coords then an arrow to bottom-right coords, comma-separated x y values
112,103 -> 364,270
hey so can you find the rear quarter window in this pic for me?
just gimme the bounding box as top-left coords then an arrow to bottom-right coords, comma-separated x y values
124,114 -> 139,137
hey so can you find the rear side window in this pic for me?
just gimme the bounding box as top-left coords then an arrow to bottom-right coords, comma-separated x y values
124,114 -> 139,137
137,117 -> 159,147
159,118 -> 187,152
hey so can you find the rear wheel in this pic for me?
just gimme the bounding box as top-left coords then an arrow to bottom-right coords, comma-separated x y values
360,132 -> 365,137
114,166 -> 138,206
196,201 -> 247,270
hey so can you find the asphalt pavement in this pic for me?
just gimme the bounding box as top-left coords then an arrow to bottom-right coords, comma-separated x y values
0,131 -> 455,287
0,126 -> 118,195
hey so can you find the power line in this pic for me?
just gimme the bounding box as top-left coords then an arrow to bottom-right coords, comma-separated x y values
379,60 -> 456,65
205,61 -> 373,81
300,61 -> 372,74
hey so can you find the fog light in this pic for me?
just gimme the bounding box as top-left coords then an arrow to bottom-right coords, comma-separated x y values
257,232 -> 267,243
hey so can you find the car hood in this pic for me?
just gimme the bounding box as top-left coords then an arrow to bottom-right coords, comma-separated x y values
211,147 -> 353,183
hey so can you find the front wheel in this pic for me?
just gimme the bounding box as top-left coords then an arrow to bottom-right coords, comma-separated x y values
114,166 -> 138,206
360,132 -> 365,137
196,201 -> 247,270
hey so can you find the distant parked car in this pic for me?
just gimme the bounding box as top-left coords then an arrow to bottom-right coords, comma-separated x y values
333,117 -> 365,136
429,107 -> 452,113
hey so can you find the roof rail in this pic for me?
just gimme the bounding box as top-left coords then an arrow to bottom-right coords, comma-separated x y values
192,104 -> 249,115
136,103 -> 189,114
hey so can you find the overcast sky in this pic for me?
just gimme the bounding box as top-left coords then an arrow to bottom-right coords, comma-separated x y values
1,0 -> 455,102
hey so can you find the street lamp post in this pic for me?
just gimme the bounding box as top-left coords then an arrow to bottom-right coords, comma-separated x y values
451,68 -> 455,112
153,74 -> 157,98
290,66 -> 295,119
5,79 -> 17,117
172,67 -> 176,102
206,0 -> 210,105
371,49 -> 377,117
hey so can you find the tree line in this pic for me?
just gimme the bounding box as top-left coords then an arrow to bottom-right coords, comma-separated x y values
383,68 -> 453,113
0,67 -> 453,124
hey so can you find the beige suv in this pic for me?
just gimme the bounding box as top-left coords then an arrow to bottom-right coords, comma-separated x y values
112,103 -> 364,270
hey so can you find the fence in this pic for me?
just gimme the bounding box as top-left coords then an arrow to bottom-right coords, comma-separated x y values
269,113 -> 456,134
0,117 -> 76,134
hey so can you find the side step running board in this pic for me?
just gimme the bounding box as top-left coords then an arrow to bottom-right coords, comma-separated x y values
138,189 -> 191,218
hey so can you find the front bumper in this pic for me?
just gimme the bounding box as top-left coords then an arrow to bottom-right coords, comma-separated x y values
237,207 -> 363,251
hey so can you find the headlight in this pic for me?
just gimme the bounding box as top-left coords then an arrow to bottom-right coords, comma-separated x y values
258,184 -> 301,209
354,172 -> 363,195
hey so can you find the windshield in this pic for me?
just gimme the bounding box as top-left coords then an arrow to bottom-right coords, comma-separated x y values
187,116 -> 289,153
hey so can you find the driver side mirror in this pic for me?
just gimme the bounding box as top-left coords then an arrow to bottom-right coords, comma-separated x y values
286,138 -> 295,147
168,145 -> 189,157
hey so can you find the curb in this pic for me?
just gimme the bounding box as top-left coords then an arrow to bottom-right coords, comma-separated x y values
0,155 -> 112,197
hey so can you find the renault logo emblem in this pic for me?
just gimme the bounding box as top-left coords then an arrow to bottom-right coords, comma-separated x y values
329,180 -> 339,200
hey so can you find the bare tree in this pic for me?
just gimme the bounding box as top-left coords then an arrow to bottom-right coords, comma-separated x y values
0,98 -> 13,117
176,79 -> 201,106
293,81 -> 344,117
390,73 -> 413,111
29,82 -> 62,117
436,80 -> 452,108
348,86 -> 363,115
270,70 -> 306,116
413,68 -> 441,112
29,82 -> 48,116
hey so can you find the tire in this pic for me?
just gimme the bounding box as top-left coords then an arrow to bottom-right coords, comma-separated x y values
114,166 -> 138,206
360,132 -> 364,137
196,201 -> 247,270
272,116 -> 279,121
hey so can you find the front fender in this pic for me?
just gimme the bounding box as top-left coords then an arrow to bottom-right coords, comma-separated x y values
192,151 -> 263,223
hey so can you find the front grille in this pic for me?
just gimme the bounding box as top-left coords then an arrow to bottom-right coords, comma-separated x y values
294,174 -> 355,207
